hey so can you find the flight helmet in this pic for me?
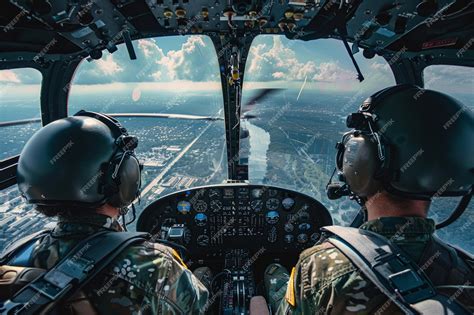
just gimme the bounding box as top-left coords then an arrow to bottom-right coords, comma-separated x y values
17,111 -> 141,209
331,84 -> 473,200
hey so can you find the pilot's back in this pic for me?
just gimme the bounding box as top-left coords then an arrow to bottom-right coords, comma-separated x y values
275,217 -> 474,314
30,213 -> 208,315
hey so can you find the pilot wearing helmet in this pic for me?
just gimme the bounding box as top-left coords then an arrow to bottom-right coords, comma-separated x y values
265,85 -> 474,314
2,111 -> 209,314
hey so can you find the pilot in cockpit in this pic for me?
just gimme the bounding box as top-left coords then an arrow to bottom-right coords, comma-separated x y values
5,111 -> 211,314
264,85 -> 474,314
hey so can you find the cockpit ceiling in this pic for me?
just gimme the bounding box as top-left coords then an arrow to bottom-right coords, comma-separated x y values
0,0 -> 473,60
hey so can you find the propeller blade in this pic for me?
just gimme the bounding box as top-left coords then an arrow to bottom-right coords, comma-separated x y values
242,88 -> 284,113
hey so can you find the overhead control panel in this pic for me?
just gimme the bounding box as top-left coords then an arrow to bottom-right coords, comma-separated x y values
1,0 -> 472,63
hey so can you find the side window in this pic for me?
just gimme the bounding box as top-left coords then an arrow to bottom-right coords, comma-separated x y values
0,68 -> 42,160
424,65 -> 473,252
424,65 -> 474,105
0,68 -> 47,254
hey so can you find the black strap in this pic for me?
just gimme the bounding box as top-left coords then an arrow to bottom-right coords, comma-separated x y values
322,226 -> 470,315
1,230 -> 148,315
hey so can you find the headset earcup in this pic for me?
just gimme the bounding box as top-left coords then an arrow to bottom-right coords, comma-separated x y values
342,134 -> 383,197
107,154 -> 141,208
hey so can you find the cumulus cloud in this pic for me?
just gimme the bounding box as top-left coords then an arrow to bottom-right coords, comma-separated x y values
247,36 -> 356,83
95,55 -> 123,75
74,36 -> 219,84
312,62 -> 355,82
0,70 -> 21,83
370,62 -> 390,72
158,36 -> 210,81
0,68 -> 42,84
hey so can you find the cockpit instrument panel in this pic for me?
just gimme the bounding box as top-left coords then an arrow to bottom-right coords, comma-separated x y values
137,183 -> 333,257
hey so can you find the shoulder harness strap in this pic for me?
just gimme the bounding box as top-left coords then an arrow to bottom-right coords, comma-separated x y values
0,230 -> 50,265
322,226 -> 470,315
1,230 -> 148,315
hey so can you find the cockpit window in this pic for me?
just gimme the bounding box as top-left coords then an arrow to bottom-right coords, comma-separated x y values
69,36 -> 227,221
0,68 -> 42,160
242,35 -> 396,225
424,65 -> 474,251
424,65 -> 474,104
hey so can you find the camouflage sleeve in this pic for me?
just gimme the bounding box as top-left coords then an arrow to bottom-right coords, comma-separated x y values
275,242 -> 395,315
103,241 -> 209,315
158,247 -> 210,314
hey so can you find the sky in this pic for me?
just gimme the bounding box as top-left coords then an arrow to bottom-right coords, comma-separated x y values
0,35 -> 473,100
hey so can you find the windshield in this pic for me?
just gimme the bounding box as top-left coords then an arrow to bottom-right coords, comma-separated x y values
242,36 -> 396,225
0,37 -> 227,246
241,37 -> 473,252
69,36 -> 228,226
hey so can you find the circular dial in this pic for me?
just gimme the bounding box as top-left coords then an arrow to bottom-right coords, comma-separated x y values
284,222 -> 294,232
265,211 -> 280,224
310,232 -> 320,242
266,198 -> 280,211
210,200 -> 222,212
268,189 -> 278,197
284,234 -> 294,244
177,201 -> 191,214
297,210 -> 310,221
194,213 -> 208,227
282,197 -> 295,210
250,199 -> 263,212
194,200 -> 207,212
297,233 -> 308,244
299,223 -> 311,231
209,188 -> 221,198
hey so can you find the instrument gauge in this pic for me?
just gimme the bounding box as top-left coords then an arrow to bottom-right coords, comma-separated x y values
194,200 -> 207,212
209,188 -> 221,199
268,189 -> 278,197
297,233 -> 308,244
284,222 -> 294,232
265,211 -> 280,224
284,234 -> 294,244
194,213 -> 208,227
210,200 -> 223,212
299,222 -> 311,231
266,198 -> 280,211
177,201 -> 191,214
282,197 -> 295,210
250,200 -> 263,212
310,232 -> 320,242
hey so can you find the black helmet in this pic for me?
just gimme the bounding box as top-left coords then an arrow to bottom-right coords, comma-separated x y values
17,111 -> 141,208
333,84 -> 473,200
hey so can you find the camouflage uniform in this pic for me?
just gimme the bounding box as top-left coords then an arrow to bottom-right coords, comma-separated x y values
266,217 -> 474,314
29,213 -> 209,314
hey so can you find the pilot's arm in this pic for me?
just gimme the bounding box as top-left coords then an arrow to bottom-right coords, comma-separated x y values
107,241 -> 209,314
156,247 -> 210,314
